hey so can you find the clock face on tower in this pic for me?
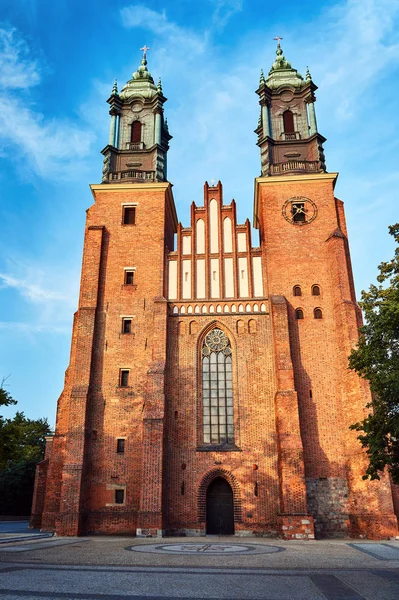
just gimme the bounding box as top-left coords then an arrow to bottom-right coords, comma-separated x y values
282,196 -> 318,225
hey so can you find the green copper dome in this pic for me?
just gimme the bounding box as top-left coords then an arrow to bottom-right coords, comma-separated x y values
119,56 -> 157,100
266,44 -> 305,89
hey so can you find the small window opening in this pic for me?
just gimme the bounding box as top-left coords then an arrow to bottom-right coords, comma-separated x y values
116,439 -> 125,453
115,489 -> 125,504
131,121 -> 141,143
314,308 -> 323,319
296,309 -> 304,320
293,285 -> 302,296
309,390 -> 313,398
292,202 -> 306,223
254,481 -> 258,497
181,481 -> 185,495
122,318 -> 132,334
123,207 -> 136,225
213,271 -> 216,280
283,110 -> 295,133
185,272 -> 188,282
120,369 -> 129,387
312,285 -> 320,296
125,271 -> 134,285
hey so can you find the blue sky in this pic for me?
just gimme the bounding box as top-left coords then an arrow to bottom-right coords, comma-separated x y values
1,0 -> 398,426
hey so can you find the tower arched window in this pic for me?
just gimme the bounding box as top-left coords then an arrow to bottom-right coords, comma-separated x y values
202,328 -> 233,445
283,110 -> 295,133
312,285 -> 320,296
293,285 -> 302,296
131,121 -> 142,143
314,308 -> 323,319
296,308 -> 304,320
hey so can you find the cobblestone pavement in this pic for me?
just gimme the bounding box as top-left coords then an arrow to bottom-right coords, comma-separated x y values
0,525 -> 399,599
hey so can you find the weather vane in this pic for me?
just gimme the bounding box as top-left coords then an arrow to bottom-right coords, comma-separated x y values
273,36 -> 283,48
140,45 -> 150,60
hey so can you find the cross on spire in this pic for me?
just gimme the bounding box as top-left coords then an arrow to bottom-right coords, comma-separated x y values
209,178 -> 216,187
273,36 -> 283,48
140,45 -> 150,60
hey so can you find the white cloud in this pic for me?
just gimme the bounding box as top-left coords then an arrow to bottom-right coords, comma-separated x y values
0,26 -> 40,89
0,26 -> 95,179
307,0 -> 399,119
211,0 -> 243,30
0,260 -> 79,336
120,5 -> 207,55
0,321 -> 69,334
0,272 -> 68,303
0,96 -> 95,178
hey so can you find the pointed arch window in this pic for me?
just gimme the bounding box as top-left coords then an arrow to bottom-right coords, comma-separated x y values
202,328 -> 233,445
131,121 -> 142,143
283,110 -> 295,133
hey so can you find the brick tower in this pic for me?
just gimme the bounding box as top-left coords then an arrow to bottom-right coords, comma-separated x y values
31,45 -> 398,539
253,41 -> 397,538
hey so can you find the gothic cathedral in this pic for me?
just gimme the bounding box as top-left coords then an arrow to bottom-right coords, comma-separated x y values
31,44 -> 399,539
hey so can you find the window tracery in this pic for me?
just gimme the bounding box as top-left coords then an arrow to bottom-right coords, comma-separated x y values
201,328 -> 233,445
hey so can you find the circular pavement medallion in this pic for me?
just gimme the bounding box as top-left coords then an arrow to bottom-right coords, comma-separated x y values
128,543 -> 284,555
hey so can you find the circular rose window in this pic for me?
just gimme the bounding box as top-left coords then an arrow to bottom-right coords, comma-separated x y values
204,328 -> 229,353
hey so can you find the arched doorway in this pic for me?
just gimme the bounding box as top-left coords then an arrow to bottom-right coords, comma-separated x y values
206,477 -> 234,534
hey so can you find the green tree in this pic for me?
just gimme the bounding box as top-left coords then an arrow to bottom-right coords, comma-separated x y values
0,377 -> 17,410
349,223 -> 399,484
0,383 -> 51,515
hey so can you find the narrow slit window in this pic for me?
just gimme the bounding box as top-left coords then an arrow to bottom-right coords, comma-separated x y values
122,318 -> 132,334
115,489 -> 124,504
123,207 -> 136,225
293,285 -> 302,296
116,439 -> 125,453
125,270 -> 135,285
314,308 -> 323,319
296,309 -> 304,320
120,370 -> 129,387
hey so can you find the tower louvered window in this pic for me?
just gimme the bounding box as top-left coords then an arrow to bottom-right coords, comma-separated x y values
202,328 -> 234,445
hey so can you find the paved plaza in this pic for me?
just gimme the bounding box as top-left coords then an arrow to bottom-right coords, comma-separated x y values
0,522 -> 399,599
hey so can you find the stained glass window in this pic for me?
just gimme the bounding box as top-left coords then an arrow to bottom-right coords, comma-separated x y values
202,328 -> 234,445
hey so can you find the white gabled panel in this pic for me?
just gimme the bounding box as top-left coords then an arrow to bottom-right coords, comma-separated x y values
223,217 -> 233,253
196,259 -> 206,299
237,232 -> 246,252
238,257 -> 249,297
168,261 -> 177,300
210,258 -> 220,298
182,236 -> 191,255
196,219 -> 205,254
224,257 -> 234,298
252,256 -> 264,297
210,199 -> 219,254
182,259 -> 192,299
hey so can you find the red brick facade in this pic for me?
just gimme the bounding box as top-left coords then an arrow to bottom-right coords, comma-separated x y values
31,48 -> 399,539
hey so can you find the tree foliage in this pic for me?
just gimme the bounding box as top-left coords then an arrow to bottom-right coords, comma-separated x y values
0,384 -> 51,515
0,377 -> 17,410
349,224 -> 399,484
